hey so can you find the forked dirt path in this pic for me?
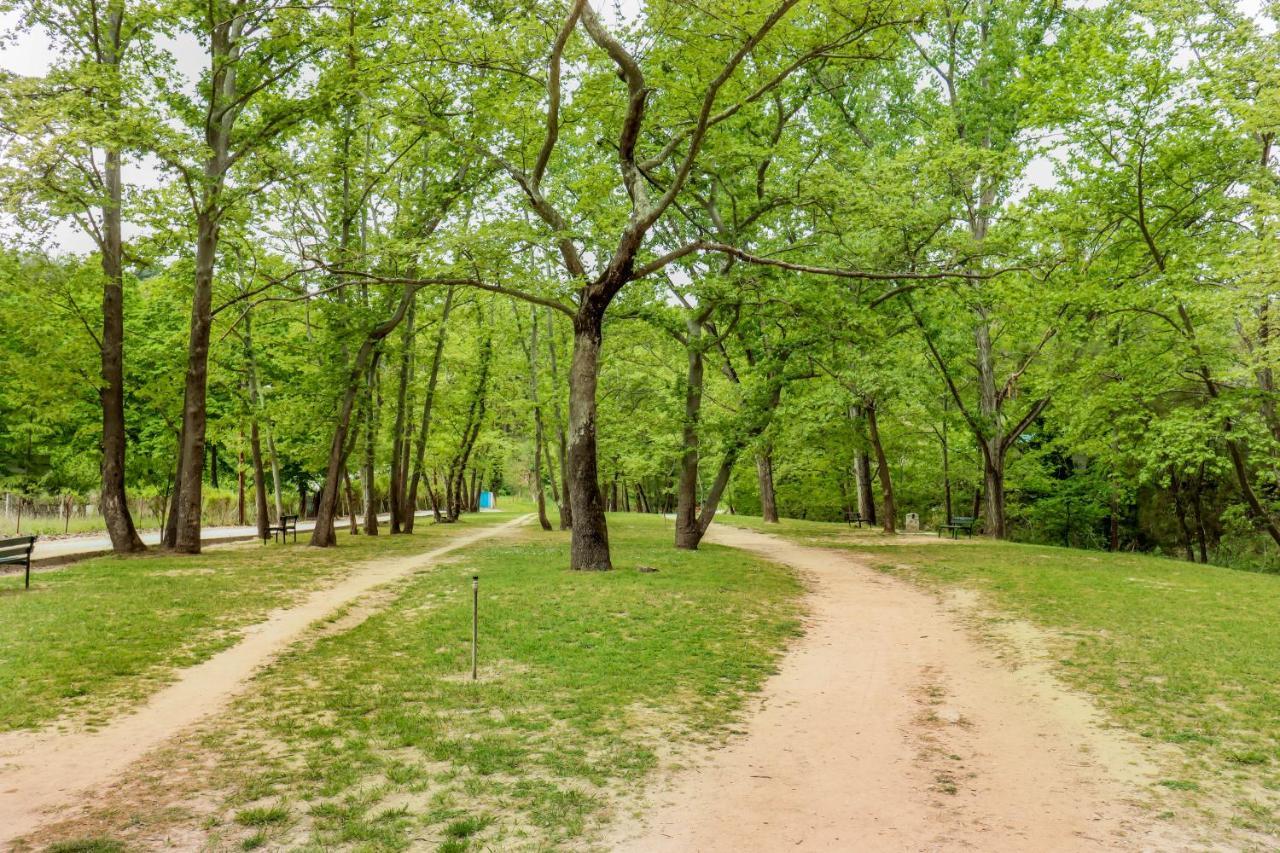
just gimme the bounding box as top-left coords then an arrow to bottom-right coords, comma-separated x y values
0,515 -> 531,847
608,525 -> 1196,852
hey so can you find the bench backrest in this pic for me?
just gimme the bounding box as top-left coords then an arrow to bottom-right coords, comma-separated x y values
281,515 -> 298,528
0,535 -> 37,565
951,516 -> 975,526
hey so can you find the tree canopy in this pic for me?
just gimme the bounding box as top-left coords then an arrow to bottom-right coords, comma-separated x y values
1,0 -> 1278,570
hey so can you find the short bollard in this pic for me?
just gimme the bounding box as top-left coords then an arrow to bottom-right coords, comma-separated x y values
471,575 -> 479,681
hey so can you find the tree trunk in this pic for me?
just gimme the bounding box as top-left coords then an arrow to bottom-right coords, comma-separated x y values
342,465 -> 359,534
675,318 -> 705,550
1109,491 -> 1120,552
171,8 -> 246,548
850,406 -> 876,524
243,311 -> 283,526
940,414 -> 953,525
163,437 -> 182,547
389,295 -> 414,534
756,449 -> 779,523
973,310 -> 1010,539
311,288 -> 419,546
527,307 -> 553,531
546,308 -> 572,531
866,402 -> 896,534
406,287 -> 453,534
1169,468 -> 1196,562
446,331 -> 491,522
567,307 -> 611,569
981,440 -> 1005,538
545,440 -> 560,504
694,453 -> 737,536
236,436 -> 245,525
1180,305 -> 1280,547
172,206 -> 220,553
250,420 -> 269,540
362,358 -> 380,536
99,141 -> 145,554
428,470 -> 443,521
1192,462 -> 1209,563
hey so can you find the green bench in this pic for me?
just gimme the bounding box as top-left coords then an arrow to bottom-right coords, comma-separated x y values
938,516 -> 976,539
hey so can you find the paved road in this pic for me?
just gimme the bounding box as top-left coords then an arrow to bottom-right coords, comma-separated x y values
27,511 -> 431,566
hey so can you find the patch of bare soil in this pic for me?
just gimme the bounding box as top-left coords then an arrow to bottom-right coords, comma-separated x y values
605,524 -> 1205,852
0,515 -> 531,848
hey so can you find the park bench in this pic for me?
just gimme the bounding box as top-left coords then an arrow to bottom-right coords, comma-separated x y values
0,535 -> 37,589
844,510 -> 865,528
266,514 -> 299,544
938,516 -> 976,539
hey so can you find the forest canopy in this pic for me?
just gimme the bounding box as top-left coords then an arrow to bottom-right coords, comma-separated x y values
0,0 -> 1278,570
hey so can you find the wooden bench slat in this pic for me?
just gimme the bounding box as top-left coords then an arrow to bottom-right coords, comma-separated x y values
0,536 -> 37,589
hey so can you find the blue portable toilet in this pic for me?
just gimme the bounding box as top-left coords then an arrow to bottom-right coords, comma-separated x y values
479,491 -> 495,509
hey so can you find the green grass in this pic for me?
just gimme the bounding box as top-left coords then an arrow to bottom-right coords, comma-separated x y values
0,515 -> 130,537
45,840 -> 126,853
235,804 -> 290,826
173,513 -> 803,851
0,508 -> 524,731
723,514 -> 1280,834
717,512 -> 890,540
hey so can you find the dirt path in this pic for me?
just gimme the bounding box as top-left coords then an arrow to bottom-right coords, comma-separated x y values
608,525 -> 1195,852
0,515 -> 530,846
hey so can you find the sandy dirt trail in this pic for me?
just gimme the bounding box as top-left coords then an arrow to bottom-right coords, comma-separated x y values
0,515 -> 530,847
609,525 -> 1194,853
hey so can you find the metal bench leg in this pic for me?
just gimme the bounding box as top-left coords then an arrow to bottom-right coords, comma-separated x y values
25,559 -> 31,590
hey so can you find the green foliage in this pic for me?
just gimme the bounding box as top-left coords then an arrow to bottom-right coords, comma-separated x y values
0,0 -> 1279,567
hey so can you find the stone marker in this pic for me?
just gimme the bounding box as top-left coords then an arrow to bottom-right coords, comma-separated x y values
905,512 -> 920,532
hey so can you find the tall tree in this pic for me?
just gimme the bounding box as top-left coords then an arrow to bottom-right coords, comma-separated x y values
0,0 -> 151,552
165,0 -> 318,552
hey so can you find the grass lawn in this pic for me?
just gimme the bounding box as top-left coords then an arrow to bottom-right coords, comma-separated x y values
26,513 -> 803,852
0,508 -> 525,731
719,514 -> 1280,837
1,515 -> 130,538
